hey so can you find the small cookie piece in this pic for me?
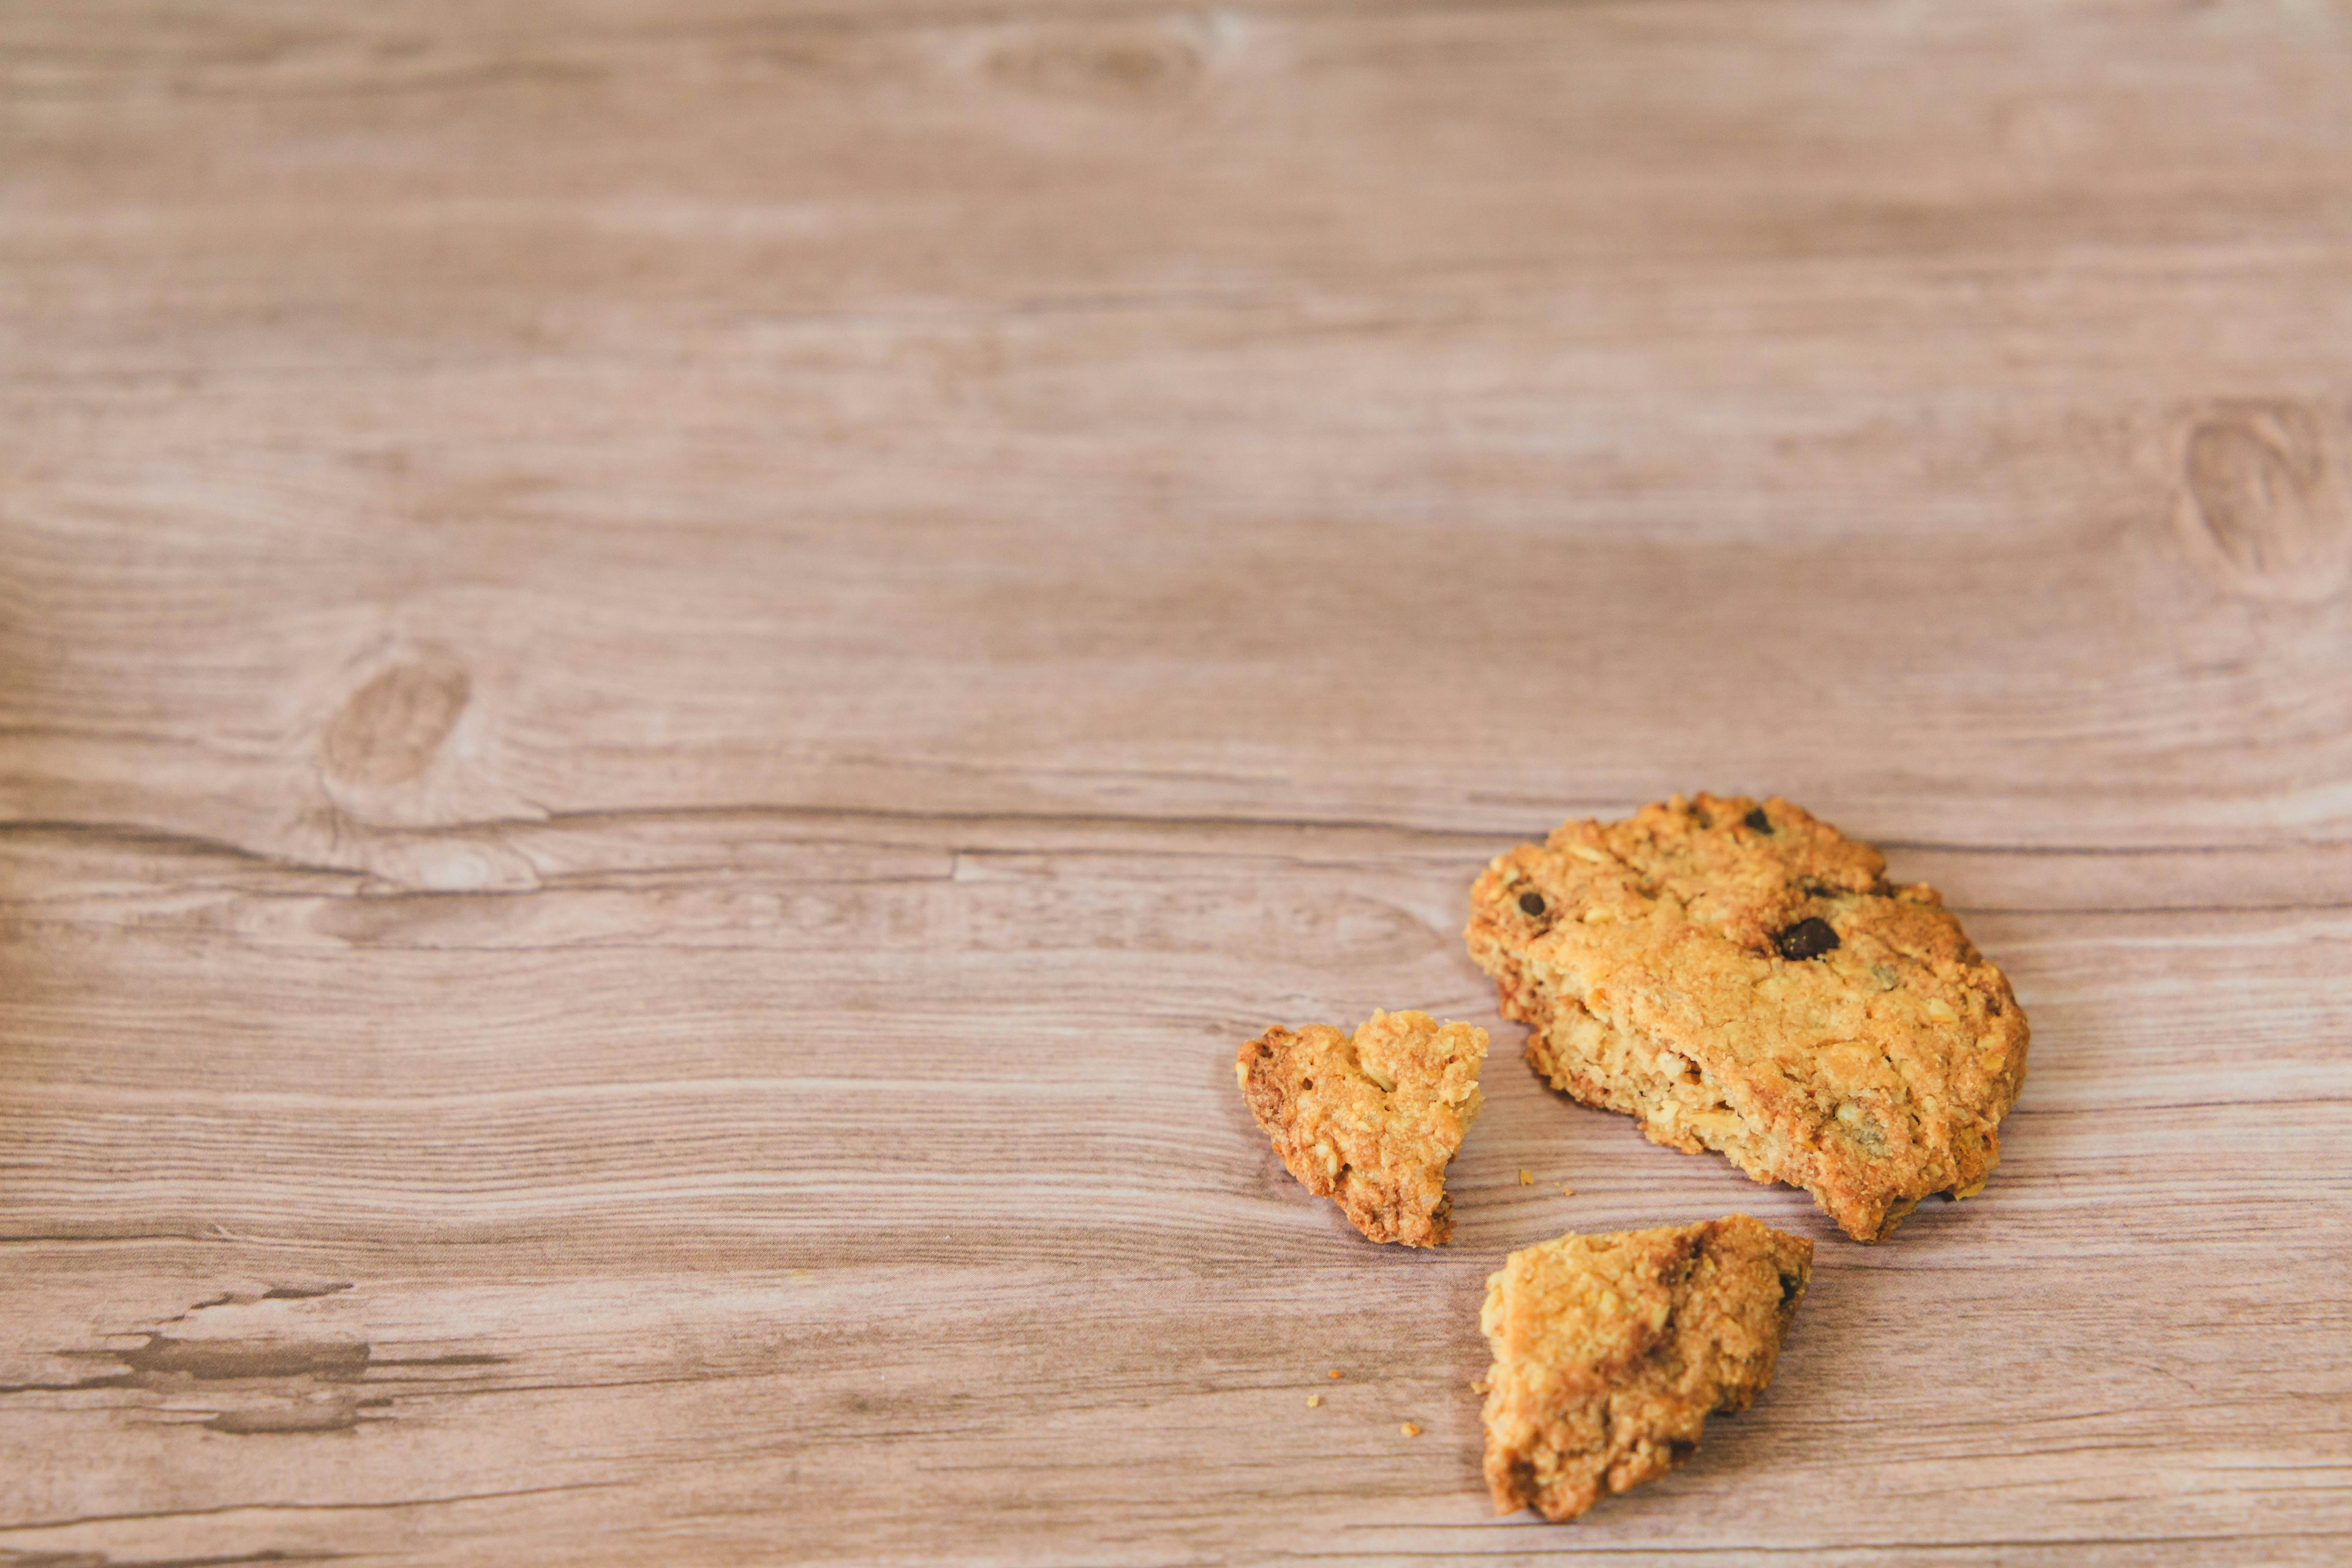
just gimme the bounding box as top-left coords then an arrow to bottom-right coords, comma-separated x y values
1237,1011 -> 1488,1246
1465,794 -> 2029,1242
1480,1213 -> 1811,1521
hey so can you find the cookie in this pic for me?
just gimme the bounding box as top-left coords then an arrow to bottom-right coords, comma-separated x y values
1236,1010 -> 1488,1246
1465,793 -> 2029,1242
1480,1213 -> 1811,1521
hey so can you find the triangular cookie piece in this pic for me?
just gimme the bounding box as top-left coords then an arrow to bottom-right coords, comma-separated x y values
1236,1010 -> 1487,1246
1480,1213 -> 1811,1521
1466,792 -> 2030,1241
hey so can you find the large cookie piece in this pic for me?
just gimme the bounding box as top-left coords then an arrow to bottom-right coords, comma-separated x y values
1236,1010 -> 1488,1246
1466,793 -> 2029,1242
1480,1213 -> 1812,1521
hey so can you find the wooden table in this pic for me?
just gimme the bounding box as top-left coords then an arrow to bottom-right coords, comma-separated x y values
5,2 -> 2350,1562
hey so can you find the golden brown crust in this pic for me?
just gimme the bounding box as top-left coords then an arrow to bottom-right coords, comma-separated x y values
1465,793 -> 2030,1243
1236,1011 -> 1487,1246
1480,1213 -> 1812,1521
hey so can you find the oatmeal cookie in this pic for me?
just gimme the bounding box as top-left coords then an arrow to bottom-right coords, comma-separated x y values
1480,1213 -> 1811,1520
1465,793 -> 2029,1242
1236,1010 -> 1487,1246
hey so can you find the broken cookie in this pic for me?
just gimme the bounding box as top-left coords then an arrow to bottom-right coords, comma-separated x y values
1466,793 -> 2029,1242
1481,1213 -> 1811,1521
1236,1010 -> 1487,1246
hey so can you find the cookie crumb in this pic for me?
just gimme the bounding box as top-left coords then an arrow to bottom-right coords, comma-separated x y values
1306,1393 -> 1322,1408
1519,1169 -> 1531,1185
1400,1422 -> 1422,1438
1236,1012 -> 1488,1246
1327,1368 -> 1343,1380
1561,1185 -> 1576,1197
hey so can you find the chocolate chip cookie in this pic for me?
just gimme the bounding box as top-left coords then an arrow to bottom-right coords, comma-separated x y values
1465,794 -> 2029,1242
1480,1213 -> 1811,1521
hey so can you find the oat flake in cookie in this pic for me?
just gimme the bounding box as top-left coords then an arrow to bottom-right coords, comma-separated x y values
1236,1011 -> 1487,1246
1464,793 -> 2029,1243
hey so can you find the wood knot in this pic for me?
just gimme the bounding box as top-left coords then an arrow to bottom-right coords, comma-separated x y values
2176,402 -> 2350,602
322,649 -> 470,785
986,24 -> 1205,104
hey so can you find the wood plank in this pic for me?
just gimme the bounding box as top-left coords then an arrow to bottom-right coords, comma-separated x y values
5,819 -> 2350,1562
4,0 -> 2350,1561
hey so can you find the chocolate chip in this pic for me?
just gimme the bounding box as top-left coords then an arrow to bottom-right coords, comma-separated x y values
1518,891 -> 1546,916
1743,807 -> 1771,832
1773,917 -> 1841,960
1779,1270 -> 1801,1306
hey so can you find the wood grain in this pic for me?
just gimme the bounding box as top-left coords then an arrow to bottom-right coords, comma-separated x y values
4,1 -> 2350,1562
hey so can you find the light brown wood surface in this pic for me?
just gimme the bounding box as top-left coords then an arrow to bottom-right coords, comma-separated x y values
5,1 -> 2351,1562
